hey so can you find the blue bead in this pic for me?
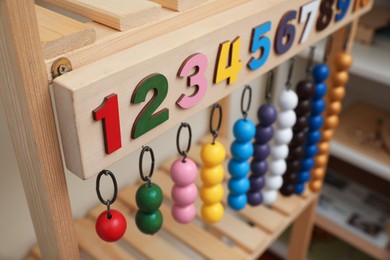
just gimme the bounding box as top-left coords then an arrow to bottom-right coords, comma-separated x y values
294,183 -> 305,195
231,141 -> 253,161
258,104 -> 277,126
307,131 -> 321,145
301,158 -> 314,171
311,100 -> 326,115
309,116 -> 324,130
247,191 -> 263,206
250,160 -> 268,176
228,177 -> 250,195
228,194 -> 247,211
228,160 -> 250,178
255,125 -> 274,144
298,171 -> 311,183
233,119 -> 256,142
253,143 -> 270,161
249,176 -> 265,192
313,64 -> 330,83
305,145 -> 318,157
314,83 -> 327,99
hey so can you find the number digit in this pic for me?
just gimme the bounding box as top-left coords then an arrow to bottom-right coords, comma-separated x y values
93,94 -> 122,154
336,0 -> 351,21
299,0 -> 320,43
214,37 -> 243,85
131,73 -> 169,139
316,0 -> 335,31
177,53 -> 208,109
248,22 -> 272,70
275,10 -> 297,55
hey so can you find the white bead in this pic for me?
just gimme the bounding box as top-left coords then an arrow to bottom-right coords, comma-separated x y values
271,144 -> 288,159
274,128 -> 293,144
265,175 -> 283,190
269,159 -> 287,175
262,189 -> 277,205
277,110 -> 296,129
279,89 -> 298,110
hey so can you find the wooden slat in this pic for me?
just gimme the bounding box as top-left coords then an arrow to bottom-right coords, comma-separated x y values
42,0 -> 162,31
151,0 -> 208,11
118,185 -> 248,259
36,5 -> 96,59
75,218 -> 135,260
270,194 -> 302,216
88,202 -> 190,260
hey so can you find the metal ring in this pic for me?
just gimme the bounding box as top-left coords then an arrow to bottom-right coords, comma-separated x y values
265,70 -> 274,102
96,169 -> 118,206
209,103 -> 223,144
285,58 -> 295,90
306,46 -> 316,78
176,123 -> 192,161
241,85 -> 252,119
139,146 -> 155,183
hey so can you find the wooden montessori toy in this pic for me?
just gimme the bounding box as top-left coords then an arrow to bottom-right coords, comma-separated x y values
200,104 -> 226,223
135,146 -> 163,234
263,59 -> 298,205
248,71 -> 278,206
95,170 -> 126,242
228,85 -> 255,210
170,123 -> 198,223
1,0 -> 373,258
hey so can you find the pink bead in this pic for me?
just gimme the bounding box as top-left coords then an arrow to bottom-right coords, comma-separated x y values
170,158 -> 198,186
172,204 -> 196,224
172,183 -> 198,206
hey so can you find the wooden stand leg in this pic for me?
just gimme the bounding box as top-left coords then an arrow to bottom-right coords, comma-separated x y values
287,197 -> 318,260
0,1 -> 79,258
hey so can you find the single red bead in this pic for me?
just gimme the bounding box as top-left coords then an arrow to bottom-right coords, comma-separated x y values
96,209 -> 127,242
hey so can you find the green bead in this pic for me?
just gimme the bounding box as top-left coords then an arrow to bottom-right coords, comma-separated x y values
135,210 -> 163,235
136,183 -> 163,213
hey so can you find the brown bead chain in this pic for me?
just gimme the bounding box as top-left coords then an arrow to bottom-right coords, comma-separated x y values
309,53 -> 352,192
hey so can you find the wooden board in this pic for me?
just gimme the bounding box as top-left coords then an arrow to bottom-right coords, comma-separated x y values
334,101 -> 390,168
52,0 -> 373,179
42,0 -> 162,31
36,5 -> 96,59
151,0 -> 208,11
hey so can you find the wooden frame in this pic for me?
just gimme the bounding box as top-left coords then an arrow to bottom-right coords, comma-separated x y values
0,0 -> 370,258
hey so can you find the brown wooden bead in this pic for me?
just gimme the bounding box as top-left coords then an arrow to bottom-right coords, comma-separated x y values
330,87 -> 346,102
333,71 -> 349,85
315,154 -> 328,167
318,142 -> 330,154
322,129 -> 334,141
309,180 -> 322,192
324,115 -> 339,129
293,116 -> 308,132
336,53 -> 352,71
295,100 -> 311,116
312,168 -> 325,180
327,101 -> 342,115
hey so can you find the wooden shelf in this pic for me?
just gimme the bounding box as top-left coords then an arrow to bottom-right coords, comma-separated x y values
26,136 -> 319,259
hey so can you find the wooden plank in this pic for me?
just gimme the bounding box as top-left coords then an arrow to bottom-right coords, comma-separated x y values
88,202 -> 190,260
270,194 -> 302,216
118,185 -> 247,259
75,218 -> 135,260
0,0 -> 79,258
42,0 -> 162,31
36,5 -> 96,59
151,0 -> 208,11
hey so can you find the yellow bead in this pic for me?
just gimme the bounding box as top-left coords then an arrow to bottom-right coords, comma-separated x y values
333,71 -> 349,86
330,87 -> 346,102
200,184 -> 224,204
322,129 -> 334,141
201,141 -> 226,167
315,155 -> 328,168
309,180 -> 323,192
327,101 -> 342,115
312,168 -> 325,180
324,115 -> 339,129
201,203 -> 224,223
318,142 -> 330,154
201,165 -> 224,186
336,53 -> 352,71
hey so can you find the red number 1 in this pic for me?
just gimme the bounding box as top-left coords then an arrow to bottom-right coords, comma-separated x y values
93,94 -> 122,154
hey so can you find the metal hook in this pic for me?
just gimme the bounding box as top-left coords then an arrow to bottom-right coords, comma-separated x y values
285,58 -> 295,90
323,36 -> 333,63
343,23 -> 352,51
176,122 -> 192,162
209,103 -> 223,144
139,146 -> 155,185
265,70 -> 274,102
241,85 -> 252,119
96,169 -> 118,219
306,46 -> 316,79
